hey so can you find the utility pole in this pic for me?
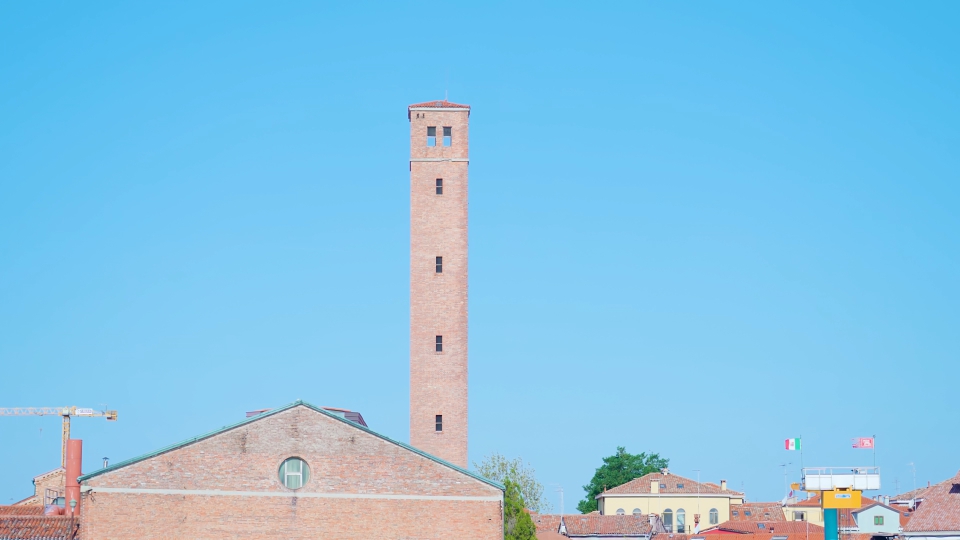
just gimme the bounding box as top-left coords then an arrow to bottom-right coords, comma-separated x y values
694,469 -> 701,534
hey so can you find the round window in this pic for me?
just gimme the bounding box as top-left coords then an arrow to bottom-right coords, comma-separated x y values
278,457 -> 310,489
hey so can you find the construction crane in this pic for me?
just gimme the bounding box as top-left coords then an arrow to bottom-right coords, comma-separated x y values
0,407 -> 118,467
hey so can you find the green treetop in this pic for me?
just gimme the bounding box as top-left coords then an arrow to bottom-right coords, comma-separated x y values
577,446 -> 669,514
504,477 -> 537,540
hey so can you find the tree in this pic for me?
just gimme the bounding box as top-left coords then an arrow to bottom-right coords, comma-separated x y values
504,477 -> 537,540
475,453 -> 552,513
577,446 -> 669,514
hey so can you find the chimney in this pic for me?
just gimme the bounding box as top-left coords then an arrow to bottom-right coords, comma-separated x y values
651,480 -> 660,494
721,479 -> 728,491
65,439 -> 82,516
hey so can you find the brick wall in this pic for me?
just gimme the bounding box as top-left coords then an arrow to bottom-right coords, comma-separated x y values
80,405 -> 502,539
409,104 -> 470,468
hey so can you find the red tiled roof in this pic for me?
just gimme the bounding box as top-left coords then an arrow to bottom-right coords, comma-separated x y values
0,516 -> 79,540
730,503 -> 786,522
892,479 -> 951,504
533,513 -> 563,534
899,509 -> 913,528
567,514 -> 654,536
533,514 -> 652,537
0,506 -> 45,516
903,470 -> 960,533
604,473 -> 744,496
693,533 -> 827,540
706,521 -> 825,535
408,100 -> 470,109
790,495 -> 822,508
536,531 -> 568,540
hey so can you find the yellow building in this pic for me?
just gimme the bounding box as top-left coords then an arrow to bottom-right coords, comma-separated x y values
782,494 -> 824,526
596,470 -> 745,533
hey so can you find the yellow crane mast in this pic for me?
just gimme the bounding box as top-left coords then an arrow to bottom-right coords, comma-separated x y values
0,407 -> 118,467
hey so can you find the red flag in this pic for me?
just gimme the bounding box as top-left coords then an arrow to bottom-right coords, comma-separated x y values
852,437 -> 875,449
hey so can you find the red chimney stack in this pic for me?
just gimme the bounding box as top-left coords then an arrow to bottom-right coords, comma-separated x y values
65,439 -> 82,516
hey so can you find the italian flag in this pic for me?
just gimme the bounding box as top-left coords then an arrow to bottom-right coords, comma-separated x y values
785,438 -> 801,450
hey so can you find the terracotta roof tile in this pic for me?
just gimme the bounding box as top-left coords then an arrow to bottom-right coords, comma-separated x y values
892,480 -> 950,503
706,520 -> 825,535
790,495 -> 822,508
730,503 -> 786,522
604,473 -> 744,496
408,100 -> 470,110
533,513 -> 653,537
0,506 -> 45,516
691,533 -> 826,540
903,470 -> 960,533
0,516 -> 79,539
533,513 -> 562,534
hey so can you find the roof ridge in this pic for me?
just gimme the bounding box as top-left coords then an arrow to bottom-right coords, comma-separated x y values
408,100 -> 470,109
77,400 -> 504,491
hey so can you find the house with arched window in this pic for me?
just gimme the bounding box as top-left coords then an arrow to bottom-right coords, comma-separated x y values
595,470 -> 744,533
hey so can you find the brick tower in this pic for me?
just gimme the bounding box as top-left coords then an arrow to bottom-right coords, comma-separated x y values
408,100 -> 470,468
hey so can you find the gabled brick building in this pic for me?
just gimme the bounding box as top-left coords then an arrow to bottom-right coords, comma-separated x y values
11,468 -> 65,507
77,401 -> 503,540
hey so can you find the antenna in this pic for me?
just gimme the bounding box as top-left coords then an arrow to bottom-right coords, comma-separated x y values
908,462 -> 916,493
780,463 -> 792,500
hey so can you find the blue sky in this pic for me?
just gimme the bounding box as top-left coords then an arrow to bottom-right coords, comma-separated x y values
1,1 -> 958,509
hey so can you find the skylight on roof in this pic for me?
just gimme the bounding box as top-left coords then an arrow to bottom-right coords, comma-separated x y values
773,536 -> 788,540
757,524 -> 766,529
744,511 -> 752,516
677,483 -> 684,489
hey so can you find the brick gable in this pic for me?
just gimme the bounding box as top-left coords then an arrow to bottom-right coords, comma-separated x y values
79,402 -> 502,540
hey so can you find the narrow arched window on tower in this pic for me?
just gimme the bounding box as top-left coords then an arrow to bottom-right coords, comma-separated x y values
443,126 -> 452,146
436,256 -> 442,273
427,126 -> 436,146
436,178 -> 443,195
435,335 -> 443,352
435,414 -> 443,431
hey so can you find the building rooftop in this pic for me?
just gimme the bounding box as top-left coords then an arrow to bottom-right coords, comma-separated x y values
707,521 -> 825,535
730,503 -> 786,522
603,471 -> 744,497
79,399 -> 501,491
408,100 -> 470,109
0,506 -> 44,516
902,470 -> 960,533
0,516 -> 79,540
534,513 -> 654,537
